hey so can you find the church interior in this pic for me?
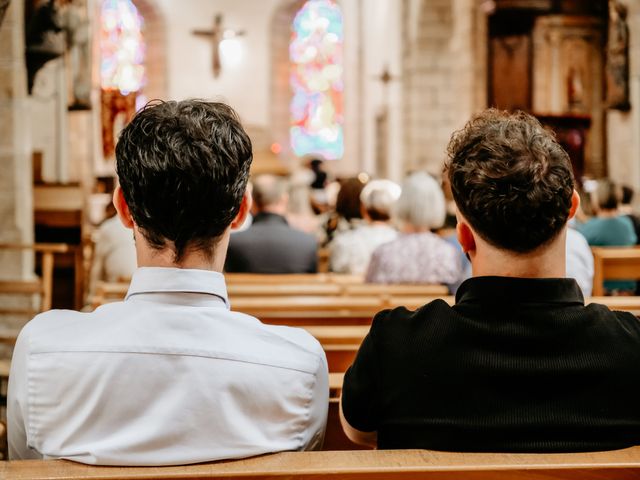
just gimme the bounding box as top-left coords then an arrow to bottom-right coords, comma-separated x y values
1,0 -> 640,469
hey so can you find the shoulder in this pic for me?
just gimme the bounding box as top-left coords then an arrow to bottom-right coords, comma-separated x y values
584,302 -> 640,335
287,226 -> 318,246
235,313 -> 326,370
369,298 -> 454,336
14,308 -> 94,352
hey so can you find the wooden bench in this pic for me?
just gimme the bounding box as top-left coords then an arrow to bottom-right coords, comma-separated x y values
226,273 -> 365,284
592,247 -> 640,296
5,446 -> 640,479
0,243 -> 71,314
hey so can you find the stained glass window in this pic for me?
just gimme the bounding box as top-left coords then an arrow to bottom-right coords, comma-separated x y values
290,0 -> 344,160
100,0 -> 146,94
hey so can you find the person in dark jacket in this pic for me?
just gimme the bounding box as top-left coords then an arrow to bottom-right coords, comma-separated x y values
226,174 -> 318,273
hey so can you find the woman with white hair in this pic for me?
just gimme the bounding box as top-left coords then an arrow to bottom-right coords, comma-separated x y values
365,172 -> 463,288
329,179 -> 401,275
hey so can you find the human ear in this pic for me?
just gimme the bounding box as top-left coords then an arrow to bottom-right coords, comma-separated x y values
231,191 -> 252,230
456,220 -> 476,255
113,186 -> 135,229
568,189 -> 580,219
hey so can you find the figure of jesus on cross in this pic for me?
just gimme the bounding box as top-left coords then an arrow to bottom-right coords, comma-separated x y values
192,14 -> 245,78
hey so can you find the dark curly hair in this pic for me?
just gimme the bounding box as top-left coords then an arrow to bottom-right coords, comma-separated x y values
116,100 -> 253,262
445,109 -> 574,253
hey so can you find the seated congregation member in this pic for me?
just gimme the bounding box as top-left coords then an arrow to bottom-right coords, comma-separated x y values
620,184 -> 640,245
87,202 -> 137,300
329,179 -> 400,275
340,110 -> 640,452
566,225 -> 593,297
8,100 -> 328,465
323,176 -> 367,244
577,179 -> 637,247
226,174 -> 318,273
365,172 -> 463,290
577,179 -> 637,293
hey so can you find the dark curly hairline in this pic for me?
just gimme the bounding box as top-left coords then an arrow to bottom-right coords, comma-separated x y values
115,99 -> 252,263
444,109 -> 575,254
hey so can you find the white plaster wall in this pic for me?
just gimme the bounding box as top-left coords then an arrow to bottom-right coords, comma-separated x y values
154,0 -> 282,127
360,0 -> 403,181
154,0 -> 367,177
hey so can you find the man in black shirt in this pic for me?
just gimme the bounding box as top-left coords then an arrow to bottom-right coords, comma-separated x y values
340,110 -> 640,452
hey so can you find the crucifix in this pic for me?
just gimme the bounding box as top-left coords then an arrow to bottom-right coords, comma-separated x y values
192,14 -> 245,78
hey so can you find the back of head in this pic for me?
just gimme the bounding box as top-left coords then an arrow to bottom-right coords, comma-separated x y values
116,100 -> 252,262
395,172 -> 446,230
360,179 -> 402,222
595,179 -> 619,211
335,177 -> 367,221
445,109 -> 574,253
252,174 -> 288,211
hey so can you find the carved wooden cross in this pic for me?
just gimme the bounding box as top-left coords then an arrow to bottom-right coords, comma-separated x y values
192,14 -> 245,78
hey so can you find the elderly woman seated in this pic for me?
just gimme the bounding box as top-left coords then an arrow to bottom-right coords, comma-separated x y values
329,179 -> 401,275
365,172 -> 464,290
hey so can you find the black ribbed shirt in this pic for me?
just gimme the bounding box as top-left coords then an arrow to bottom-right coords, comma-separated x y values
341,276 -> 640,452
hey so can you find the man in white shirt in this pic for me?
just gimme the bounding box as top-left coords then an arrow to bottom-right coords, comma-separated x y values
8,100 -> 329,465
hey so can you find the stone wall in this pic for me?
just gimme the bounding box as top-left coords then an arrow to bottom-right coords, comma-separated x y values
0,0 -> 33,265
402,0 -> 482,175
0,0 -> 35,347
607,0 -> 640,201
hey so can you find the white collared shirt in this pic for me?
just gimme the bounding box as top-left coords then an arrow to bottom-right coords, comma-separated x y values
8,268 -> 328,465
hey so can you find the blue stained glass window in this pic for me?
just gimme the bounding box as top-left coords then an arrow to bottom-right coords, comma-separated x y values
290,0 -> 344,160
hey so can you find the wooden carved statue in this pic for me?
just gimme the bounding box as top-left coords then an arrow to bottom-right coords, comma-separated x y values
606,0 -> 630,110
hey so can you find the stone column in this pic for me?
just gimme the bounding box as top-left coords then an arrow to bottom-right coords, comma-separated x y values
0,0 -> 34,280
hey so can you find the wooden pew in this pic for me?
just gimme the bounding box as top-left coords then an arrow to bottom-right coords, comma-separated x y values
225,273 -> 364,284
33,183 -> 88,309
324,344 -> 359,373
91,279 -> 640,325
91,281 -> 451,312
0,243 -> 71,314
6,446 -> 640,479
304,326 -> 369,345
592,247 -> 640,296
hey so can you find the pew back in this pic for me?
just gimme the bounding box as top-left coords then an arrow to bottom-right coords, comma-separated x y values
0,243 -> 71,314
592,247 -> 640,296
5,447 -> 640,479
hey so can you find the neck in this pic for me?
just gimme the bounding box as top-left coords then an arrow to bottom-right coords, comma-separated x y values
134,228 -> 229,272
402,224 -> 429,234
260,206 -> 287,216
597,209 -> 619,218
470,230 -> 567,279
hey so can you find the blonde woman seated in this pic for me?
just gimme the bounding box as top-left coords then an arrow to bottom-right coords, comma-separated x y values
365,172 -> 463,289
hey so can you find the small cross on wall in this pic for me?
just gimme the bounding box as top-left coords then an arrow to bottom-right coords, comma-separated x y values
192,14 -> 245,78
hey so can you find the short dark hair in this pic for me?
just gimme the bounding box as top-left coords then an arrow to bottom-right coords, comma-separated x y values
621,185 -> 634,205
445,109 -> 574,253
336,177 -> 366,221
595,179 -> 619,211
116,100 -> 252,262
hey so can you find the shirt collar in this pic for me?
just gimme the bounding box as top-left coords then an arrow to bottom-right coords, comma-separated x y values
455,276 -> 584,307
253,212 -> 288,225
126,267 -> 229,308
